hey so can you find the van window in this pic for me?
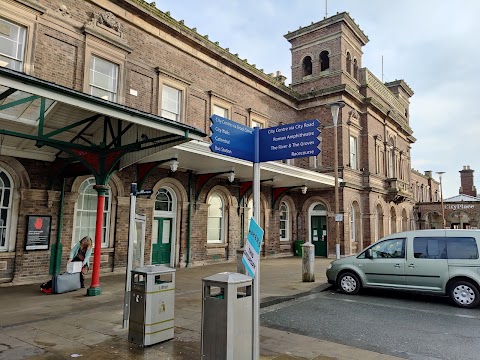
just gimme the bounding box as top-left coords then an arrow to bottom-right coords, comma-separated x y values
446,237 -> 478,259
370,238 -> 405,259
414,237 -> 447,259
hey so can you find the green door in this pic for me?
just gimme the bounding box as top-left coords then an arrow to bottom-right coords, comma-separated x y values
311,216 -> 327,256
152,217 -> 172,265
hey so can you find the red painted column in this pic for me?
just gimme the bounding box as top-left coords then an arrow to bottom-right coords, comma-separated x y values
87,185 -> 109,296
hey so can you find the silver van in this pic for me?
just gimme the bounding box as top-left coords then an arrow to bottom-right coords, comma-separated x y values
326,229 -> 480,308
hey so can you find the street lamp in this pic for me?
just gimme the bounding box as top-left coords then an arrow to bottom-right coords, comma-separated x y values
326,101 -> 345,259
436,171 -> 446,228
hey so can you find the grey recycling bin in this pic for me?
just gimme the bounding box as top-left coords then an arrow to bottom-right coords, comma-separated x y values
128,265 -> 176,346
201,272 -> 253,359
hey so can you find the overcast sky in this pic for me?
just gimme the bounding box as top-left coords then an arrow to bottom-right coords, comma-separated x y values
162,0 -> 480,198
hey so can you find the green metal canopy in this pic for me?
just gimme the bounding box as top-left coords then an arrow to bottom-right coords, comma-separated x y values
0,67 -> 206,185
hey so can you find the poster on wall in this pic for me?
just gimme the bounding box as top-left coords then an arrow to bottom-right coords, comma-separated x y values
25,215 -> 52,251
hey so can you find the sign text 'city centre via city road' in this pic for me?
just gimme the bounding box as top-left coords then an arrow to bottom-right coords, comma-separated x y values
209,115 -> 320,162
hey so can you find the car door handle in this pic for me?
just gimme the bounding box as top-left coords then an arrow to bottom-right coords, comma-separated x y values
394,264 -> 401,268
408,264 -> 415,268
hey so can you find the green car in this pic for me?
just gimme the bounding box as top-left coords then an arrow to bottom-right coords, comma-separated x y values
326,229 -> 480,308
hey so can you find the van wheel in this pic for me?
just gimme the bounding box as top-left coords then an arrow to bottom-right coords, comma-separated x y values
338,272 -> 361,295
449,280 -> 480,309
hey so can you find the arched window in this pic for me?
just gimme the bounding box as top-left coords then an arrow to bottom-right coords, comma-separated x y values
313,203 -> 326,211
350,201 -> 361,249
207,193 -> 224,243
390,207 -> 397,234
279,201 -> 290,241
320,51 -> 329,71
0,169 -> 12,251
388,139 -> 395,178
346,52 -> 352,75
353,58 -> 358,79
402,209 -> 408,231
155,188 -> 173,211
350,204 -> 356,243
374,204 -> 384,241
247,198 -> 253,220
302,56 -> 312,77
75,177 -> 111,247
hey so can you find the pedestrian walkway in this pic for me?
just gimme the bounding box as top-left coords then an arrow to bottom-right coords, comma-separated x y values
0,257 -> 402,359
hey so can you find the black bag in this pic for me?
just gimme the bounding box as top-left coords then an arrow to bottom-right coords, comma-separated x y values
52,272 -> 81,294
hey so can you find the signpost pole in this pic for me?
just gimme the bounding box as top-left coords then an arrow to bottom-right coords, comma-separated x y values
123,183 -> 137,328
252,127 -> 260,360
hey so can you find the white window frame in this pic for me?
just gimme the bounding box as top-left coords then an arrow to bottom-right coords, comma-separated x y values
207,193 -> 225,244
0,2 -> 38,75
349,135 -> 358,170
350,204 -> 356,243
213,104 -> 229,118
279,201 -> 290,241
157,70 -> 189,122
389,145 -> 395,178
251,119 -> 264,129
0,18 -> 26,71
210,91 -> 234,120
83,37 -> 126,104
89,55 -> 119,102
0,169 -> 13,251
74,177 -> 111,248
155,188 -> 173,212
161,84 -> 182,121
248,108 -> 269,130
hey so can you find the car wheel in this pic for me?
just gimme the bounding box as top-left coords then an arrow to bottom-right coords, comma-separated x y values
449,280 -> 480,309
338,272 -> 361,295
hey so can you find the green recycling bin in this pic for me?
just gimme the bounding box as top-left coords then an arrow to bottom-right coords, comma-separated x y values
294,240 -> 303,256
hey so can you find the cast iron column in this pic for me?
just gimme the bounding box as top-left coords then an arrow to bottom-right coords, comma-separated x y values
87,184 -> 109,296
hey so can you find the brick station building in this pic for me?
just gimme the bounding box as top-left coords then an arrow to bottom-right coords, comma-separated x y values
0,0 -> 435,284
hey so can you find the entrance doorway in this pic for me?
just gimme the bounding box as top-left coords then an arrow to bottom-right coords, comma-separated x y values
152,217 -> 172,264
151,187 -> 177,266
310,203 -> 328,257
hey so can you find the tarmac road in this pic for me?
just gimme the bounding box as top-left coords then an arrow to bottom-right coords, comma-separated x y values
261,287 -> 480,360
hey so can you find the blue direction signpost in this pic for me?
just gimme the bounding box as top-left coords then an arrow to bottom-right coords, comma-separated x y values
259,119 -> 320,162
209,115 -> 321,360
210,114 -> 255,161
210,116 -> 321,163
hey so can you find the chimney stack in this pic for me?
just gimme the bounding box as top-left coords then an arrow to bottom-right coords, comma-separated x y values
459,165 -> 477,197
274,70 -> 287,84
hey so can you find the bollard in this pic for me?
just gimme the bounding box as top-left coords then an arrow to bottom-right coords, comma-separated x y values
301,242 -> 315,282
236,248 -> 246,275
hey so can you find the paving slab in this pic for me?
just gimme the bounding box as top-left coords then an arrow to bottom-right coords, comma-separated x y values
0,257 -> 405,359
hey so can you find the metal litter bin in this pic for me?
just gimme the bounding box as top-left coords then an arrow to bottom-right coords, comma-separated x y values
201,272 -> 253,359
128,265 -> 176,346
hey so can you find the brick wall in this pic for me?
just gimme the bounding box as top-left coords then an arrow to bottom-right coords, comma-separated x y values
0,0 -> 426,282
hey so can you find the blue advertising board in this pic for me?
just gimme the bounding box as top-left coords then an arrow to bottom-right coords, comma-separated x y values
259,119 -> 320,162
242,217 -> 264,278
210,115 -> 255,161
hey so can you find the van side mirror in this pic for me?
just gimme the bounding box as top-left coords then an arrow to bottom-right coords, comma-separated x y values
365,249 -> 373,259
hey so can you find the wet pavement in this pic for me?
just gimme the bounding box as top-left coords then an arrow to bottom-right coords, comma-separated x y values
0,257 -> 403,359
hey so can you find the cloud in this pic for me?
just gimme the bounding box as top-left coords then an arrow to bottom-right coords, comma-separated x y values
161,0 -> 480,197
